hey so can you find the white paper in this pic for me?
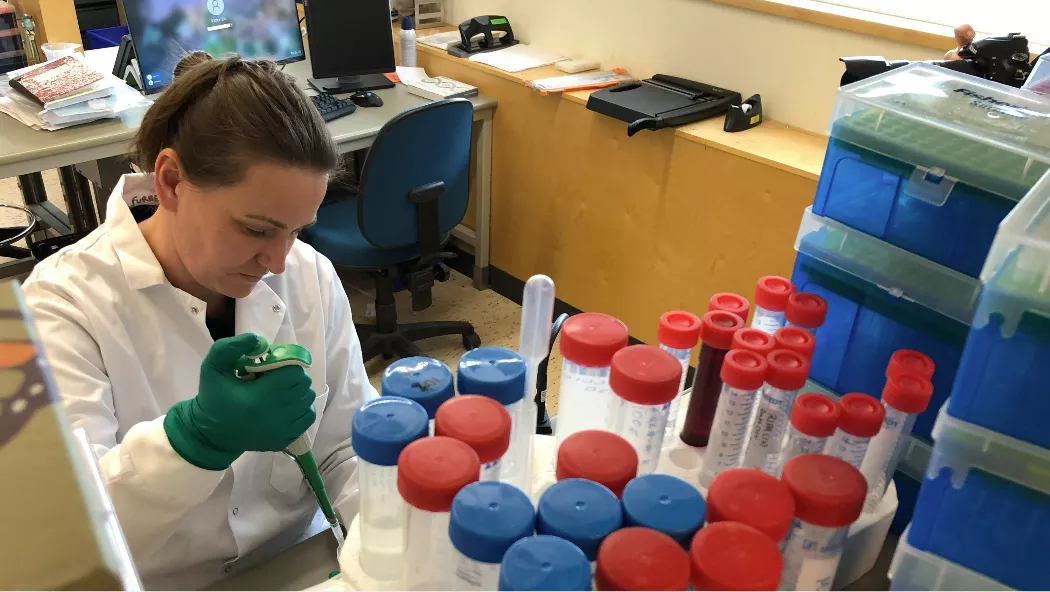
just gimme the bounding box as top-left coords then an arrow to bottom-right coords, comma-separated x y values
468,45 -> 567,73
417,31 -> 461,50
396,66 -> 429,85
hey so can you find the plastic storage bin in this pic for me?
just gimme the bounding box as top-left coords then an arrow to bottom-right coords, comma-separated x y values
889,527 -> 1011,591
814,63 -> 1050,277
948,172 -> 1050,448
908,405 -> 1050,590
791,251 -> 967,440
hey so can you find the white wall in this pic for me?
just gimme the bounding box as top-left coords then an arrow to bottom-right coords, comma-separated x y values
444,0 -> 948,134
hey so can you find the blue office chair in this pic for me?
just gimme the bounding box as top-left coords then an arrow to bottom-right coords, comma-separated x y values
303,98 -> 481,362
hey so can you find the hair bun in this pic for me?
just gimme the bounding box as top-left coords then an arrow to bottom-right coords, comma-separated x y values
173,51 -> 214,79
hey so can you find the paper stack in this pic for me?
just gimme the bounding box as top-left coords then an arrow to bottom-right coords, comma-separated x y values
0,55 -> 151,131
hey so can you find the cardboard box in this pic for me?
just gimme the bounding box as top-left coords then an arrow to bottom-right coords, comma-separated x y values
0,281 -> 134,590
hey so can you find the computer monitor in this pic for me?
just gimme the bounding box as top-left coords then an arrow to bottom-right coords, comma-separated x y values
303,0 -> 396,93
121,0 -> 306,94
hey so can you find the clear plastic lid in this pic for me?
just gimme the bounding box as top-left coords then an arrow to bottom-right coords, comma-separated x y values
976,170 -> 1050,335
890,526 -> 1012,591
832,63 -> 1050,202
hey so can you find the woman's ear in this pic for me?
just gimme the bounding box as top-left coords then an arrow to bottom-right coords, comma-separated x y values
154,148 -> 183,212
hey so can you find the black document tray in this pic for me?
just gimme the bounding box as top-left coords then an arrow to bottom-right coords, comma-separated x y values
586,74 -> 742,136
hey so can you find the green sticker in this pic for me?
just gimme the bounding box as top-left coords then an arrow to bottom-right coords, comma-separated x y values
490,17 -> 507,25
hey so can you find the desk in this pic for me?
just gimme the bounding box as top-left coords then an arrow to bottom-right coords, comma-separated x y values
0,57 -> 497,288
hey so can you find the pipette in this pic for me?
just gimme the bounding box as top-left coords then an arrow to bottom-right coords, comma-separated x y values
236,336 -> 345,550
517,274 -> 555,494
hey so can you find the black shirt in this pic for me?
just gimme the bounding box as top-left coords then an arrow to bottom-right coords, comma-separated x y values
206,298 -> 237,341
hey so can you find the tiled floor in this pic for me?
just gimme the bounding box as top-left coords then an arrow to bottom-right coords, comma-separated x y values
0,174 -> 562,412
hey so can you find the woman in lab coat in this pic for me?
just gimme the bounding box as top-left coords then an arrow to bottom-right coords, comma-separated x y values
22,52 -> 376,589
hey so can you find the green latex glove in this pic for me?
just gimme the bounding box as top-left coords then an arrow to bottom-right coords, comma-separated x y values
164,333 -> 317,471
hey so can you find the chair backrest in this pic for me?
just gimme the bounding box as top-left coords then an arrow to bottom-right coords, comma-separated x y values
357,98 -> 473,249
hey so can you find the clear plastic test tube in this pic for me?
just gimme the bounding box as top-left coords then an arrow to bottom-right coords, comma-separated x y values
709,292 -> 751,320
690,522 -> 783,591
784,292 -> 828,335
517,274 -> 556,499
742,349 -> 810,474
779,454 -> 867,592
697,349 -> 769,489
773,326 -> 816,361
435,395 -> 512,481
595,527 -> 691,591
554,313 -> 629,445
555,430 -> 638,498
706,468 -> 795,547
621,474 -> 706,547
499,535 -> 592,591
885,349 -> 935,382
608,344 -> 682,473
351,396 -> 430,581
824,393 -> 884,469
751,276 -> 795,335
657,311 -> 702,452
382,356 -> 455,434
398,437 -> 480,590
680,310 -> 745,447
860,374 -> 933,512
449,481 -> 536,591
537,478 -> 623,568
774,392 -> 840,477
457,347 -> 530,491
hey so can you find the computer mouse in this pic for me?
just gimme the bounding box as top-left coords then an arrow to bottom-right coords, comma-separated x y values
352,91 -> 383,108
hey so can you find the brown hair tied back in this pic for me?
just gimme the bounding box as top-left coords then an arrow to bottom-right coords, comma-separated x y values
132,51 -> 338,187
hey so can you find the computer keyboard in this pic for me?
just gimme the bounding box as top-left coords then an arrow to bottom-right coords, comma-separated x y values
311,93 -> 357,122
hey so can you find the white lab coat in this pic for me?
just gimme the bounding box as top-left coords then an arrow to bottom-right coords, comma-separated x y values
21,174 -> 377,590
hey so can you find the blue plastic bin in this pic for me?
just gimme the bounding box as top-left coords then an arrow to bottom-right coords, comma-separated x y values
790,253 -> 967,440
85,26 -> 128,50
908,405 -> 1050,591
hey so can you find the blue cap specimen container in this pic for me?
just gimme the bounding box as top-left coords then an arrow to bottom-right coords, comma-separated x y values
450,482 -> 536,567
621,474 -> 706,547
499,535 -> 591,591
351,396 -> 430,466
457,347 -> 528,406
381,356 -> 455,418
536,478 -> 623,562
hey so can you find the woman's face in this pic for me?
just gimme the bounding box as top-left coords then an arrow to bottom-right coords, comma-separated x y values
171,162 -> 328,298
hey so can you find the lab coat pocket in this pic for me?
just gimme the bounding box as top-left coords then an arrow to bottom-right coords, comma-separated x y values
269,387 -> 330,494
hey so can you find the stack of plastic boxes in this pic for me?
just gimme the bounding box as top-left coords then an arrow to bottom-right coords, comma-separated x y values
789,63 -> 1050,533
890,171 -> 1050,590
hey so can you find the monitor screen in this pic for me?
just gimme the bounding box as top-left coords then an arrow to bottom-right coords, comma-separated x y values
305,0 -> 394,79
123,0 -> 305,93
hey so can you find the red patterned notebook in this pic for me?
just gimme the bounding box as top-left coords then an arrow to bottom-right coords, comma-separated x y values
9,56 -> 104,107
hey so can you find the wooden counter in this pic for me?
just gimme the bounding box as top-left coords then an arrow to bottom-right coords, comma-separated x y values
400,26 -> 827,347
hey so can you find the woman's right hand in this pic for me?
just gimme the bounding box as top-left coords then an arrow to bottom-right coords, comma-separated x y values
164,333 -> 317,470
945,24 -> 977,60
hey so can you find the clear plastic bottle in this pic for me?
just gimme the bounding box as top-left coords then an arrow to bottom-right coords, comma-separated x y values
595,527 -> 690,591
555,430 -> 638,498
774,392 -> 840,477
398,437 -> 480,590
554,313 -> 629,445
457,347 -> 530,490
382,356 -> 455,434
656,311 -> 702,452
779,454 -> 867,592
742,350 -> 810,474
608,344 -> 682,473
499,535 -> 592,591
751,276 -> 795,335
351,396 -> 430,581
860,374 -> 933,512
824,393 -> 884,469
680,310 -> 745,447
449,482 -> 536,591
697,349 -> 769,489
773,326 -> 816,361
706,468 -> 795,547
885,349 -> 935,382
621,474 -> 706,547
708,292 -> 751,320
784,292 -> 828,335
435,395 -> 512,481
732,328 -> 776,356
536,478 -> 622,567
690,522 -> 783,591
399,15 -> 416,67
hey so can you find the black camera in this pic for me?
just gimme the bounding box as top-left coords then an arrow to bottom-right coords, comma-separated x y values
841,32 -> 1034,87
